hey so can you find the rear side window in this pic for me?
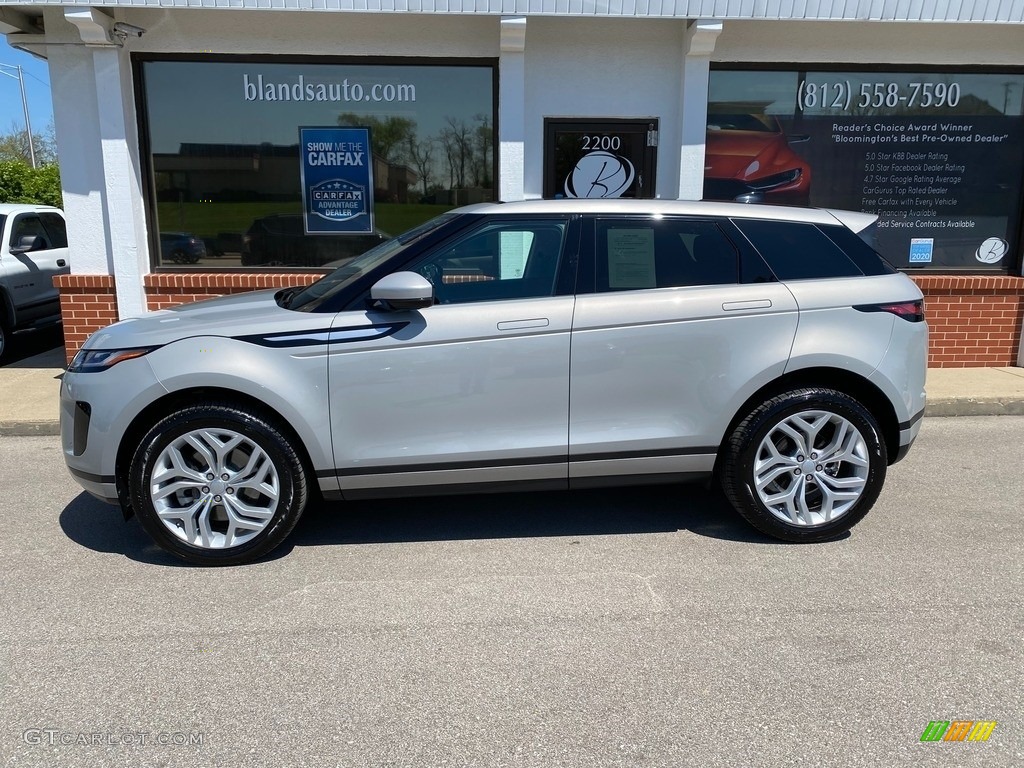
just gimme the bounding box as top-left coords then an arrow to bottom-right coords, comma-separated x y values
733,219 -> 863,281
818,223 -> 896,276
40,213 -> 68,248
595,218 -> 738,291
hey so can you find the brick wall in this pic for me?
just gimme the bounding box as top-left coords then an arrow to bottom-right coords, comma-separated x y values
52,275 -> 119,362
54,272 -> 325,364
54,271 -> 1024,368
911,275 -> 1024,368
144,272 -> 324,310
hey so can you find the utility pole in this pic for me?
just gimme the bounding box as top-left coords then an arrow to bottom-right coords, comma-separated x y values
0,62 -> 36,168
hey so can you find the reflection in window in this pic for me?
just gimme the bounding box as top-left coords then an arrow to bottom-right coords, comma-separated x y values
413,220 -> 567,304
141,59 -> 496,270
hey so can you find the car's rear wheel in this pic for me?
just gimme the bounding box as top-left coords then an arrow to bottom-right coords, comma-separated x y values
129,403 -> 309,565
721,388 -> 887,542
0,320 -> 8,362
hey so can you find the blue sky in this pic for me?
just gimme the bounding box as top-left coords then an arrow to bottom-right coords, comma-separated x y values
0,37 -> 54,137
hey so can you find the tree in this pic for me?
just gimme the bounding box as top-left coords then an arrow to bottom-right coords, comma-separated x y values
0,161 -> 62,207
0,120 -> 58,166
404,134 -> 436,197
472,113 -> 493,188
337,113 -> 416,163
440,117 -> 473,189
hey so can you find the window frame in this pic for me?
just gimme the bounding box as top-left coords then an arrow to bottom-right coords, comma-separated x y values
709,62 -> 1024,275
132,53 -> 500,274
577,215 -> 751,295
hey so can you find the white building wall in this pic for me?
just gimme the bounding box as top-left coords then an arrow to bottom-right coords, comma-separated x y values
522,17 -> 685,199
117,8 -> 500,57
713,20 -> 1024,65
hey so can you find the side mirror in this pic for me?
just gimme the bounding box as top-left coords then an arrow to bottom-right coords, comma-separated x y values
370,271 -> 434,311
10,235 -> 47,255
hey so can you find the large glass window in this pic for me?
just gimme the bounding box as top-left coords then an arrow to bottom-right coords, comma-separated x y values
706,67 -> 1024,273
139,57 -> 496,270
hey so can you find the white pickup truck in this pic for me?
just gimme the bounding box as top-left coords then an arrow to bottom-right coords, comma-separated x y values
0,204 -> 69,360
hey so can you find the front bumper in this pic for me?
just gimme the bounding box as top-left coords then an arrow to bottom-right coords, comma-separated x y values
60,358 -> 166,506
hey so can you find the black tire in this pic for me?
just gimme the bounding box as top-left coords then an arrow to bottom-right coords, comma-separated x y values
0,320 -> 8,363
169,248 -> 187,264
721,388 -> 887,542
129,402 -> 309,565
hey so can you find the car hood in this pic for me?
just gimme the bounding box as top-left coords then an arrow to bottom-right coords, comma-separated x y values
704,129 -> 795,180
84,289 -> 309,349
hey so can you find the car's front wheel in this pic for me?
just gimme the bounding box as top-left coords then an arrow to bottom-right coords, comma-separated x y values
721,388 -> 887,542
129,403 -> 309,565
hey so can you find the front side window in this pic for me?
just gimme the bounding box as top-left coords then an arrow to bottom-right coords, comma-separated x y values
139,57 -> 496,271
10,215 -> 51,250
412,219 -> 568,304
595,218 -> 739,292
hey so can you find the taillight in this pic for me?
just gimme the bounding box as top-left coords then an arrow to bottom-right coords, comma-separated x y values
853,300 -> 925,322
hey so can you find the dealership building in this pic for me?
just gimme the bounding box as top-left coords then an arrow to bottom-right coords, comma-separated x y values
1,0 -> 1023,366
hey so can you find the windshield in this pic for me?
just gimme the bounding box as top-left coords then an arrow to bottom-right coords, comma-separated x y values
285,213 -> 460,311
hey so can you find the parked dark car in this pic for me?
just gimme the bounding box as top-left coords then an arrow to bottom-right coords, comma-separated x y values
160,232 -> 207,264
242,214 -> 389,268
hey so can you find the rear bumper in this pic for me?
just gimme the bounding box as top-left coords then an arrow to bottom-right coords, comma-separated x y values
892,407 -> 925,464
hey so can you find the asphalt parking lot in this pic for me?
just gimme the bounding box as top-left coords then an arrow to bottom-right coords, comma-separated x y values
1,416 -> 1021,767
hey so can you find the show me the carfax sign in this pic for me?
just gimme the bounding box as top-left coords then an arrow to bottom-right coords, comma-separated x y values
299,126 -> 374,235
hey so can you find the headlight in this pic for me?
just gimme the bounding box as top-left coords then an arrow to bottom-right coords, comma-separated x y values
67,347 -> 157,373
747,169 -> 802,191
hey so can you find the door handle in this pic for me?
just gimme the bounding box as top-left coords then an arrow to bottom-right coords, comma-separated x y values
497,318 -> 549,331
722,299 -> 772,312
57,259 -> 67,267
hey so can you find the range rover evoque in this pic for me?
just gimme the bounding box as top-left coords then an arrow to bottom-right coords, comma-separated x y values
61,199 -> 927,565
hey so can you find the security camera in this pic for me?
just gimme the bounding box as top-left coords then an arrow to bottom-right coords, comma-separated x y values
112,21 -> 146,39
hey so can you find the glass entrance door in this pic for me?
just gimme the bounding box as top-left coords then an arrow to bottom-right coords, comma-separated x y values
543,119 -> 658,200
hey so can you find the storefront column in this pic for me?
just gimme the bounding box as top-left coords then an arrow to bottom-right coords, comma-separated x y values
61,8 -> 150,322
678,19 -> 721,201
499,16 -> 527,202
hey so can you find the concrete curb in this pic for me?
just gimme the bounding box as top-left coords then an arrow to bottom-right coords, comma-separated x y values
924,400 -> 1024,418
0,421 -> 62,437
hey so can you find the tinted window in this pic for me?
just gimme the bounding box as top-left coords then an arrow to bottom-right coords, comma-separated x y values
733,219 -> 862,280
412,219 -> 567,304
595,218 -> 738,291
818,223 -> 896,276
40,213 -> 68,248
10,215 -> 51,250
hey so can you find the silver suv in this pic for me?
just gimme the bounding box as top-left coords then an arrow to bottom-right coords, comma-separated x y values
61,200 -> 927,565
